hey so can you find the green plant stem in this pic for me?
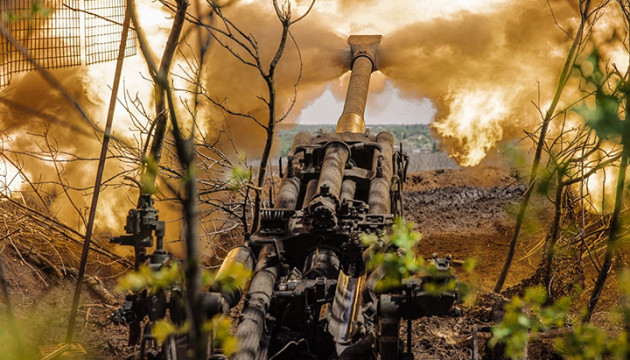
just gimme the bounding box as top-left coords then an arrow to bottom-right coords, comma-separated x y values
543,170 -> 565,288
584,1 -> 630,322
584,146 -> 628,322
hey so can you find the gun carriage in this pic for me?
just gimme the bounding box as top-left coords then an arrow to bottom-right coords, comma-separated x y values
110,35 -> 459,360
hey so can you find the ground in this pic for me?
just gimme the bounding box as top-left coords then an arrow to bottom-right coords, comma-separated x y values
0,165 -> 621,359
401,166 -> 540,359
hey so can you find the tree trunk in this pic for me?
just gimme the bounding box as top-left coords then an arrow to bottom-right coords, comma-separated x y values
585,7 -> 630,321
183,141 -> 205,359
543,174 -> 565,287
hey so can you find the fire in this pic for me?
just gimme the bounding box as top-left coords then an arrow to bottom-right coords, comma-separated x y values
432,88 -> 511,167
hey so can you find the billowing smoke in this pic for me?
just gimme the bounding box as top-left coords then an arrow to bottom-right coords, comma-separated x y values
377,0 -> 580,166
1,0 -> 625,239
198,2 -> 347,154
0,0 -> 167,232
307,0 -> 622,167
0,0 -> 349,242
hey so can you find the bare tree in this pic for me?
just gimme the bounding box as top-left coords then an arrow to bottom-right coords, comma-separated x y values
179,0 -> 315,233
126,0 -> 216,357
505,108 -> 622,300
494,0 -> 608,292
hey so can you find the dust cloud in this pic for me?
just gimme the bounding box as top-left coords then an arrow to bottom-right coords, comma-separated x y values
0,0 -> 349,246
198,2 -> 348,154
377,0 -> 580,166
0,0 -> 625,240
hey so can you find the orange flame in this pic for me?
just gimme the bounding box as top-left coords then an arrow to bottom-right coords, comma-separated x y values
432,88 -> 512,166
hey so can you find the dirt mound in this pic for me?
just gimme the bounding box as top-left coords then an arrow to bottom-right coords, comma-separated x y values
0,196 -> 133,359
402,167 -> 540,293
405,166 -> 518,192
1,249 -> 133,359
402,166 -> 559,359
404,184 -> 525,236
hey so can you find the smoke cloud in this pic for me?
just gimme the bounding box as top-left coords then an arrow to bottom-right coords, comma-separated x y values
377,0 -> 580,165
0,0 -> 166,233
0,0 -> 350,247
198,2 -> 347,154
1,0 -> 626,243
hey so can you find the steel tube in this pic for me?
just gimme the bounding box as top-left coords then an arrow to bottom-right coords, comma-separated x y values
233,246 -> 278,360
336,35 -> 382,134
336,57 -> 373,134
368,132 -> 394,214
276,176 -> 301,210
317,142 -> 349,199
308,142 -> 349,227
302,179 -> 319,210
340,179 -> 356,203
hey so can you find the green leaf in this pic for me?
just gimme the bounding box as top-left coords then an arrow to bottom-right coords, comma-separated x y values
116,271 -> 147,292
491,285 -> 571,360
116,263 -> 182,293
227,165 -> 252,191
524,285 -> 547,305
152,320 -> 177,345
463,257 -> 479,274
207,262 -> 252,293
581,95 -> 622,139
205,315 -> 239,356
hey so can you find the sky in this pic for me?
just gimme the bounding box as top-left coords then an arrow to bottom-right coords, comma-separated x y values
298,80 -> 436,125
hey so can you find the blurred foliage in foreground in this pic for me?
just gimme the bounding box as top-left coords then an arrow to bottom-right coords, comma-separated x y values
361,218 -> 476,301
491,270 -> 630,360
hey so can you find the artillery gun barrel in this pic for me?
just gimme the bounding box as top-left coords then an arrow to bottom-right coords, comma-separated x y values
336,35 -> 382,134
308,35 -> 383,226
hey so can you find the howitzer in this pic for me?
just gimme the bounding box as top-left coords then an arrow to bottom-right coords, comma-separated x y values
228,35 -> 458,360
110,35 -> 460,360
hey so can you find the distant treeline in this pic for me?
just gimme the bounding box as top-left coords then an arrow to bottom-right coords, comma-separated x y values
277,124 -> 438,157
